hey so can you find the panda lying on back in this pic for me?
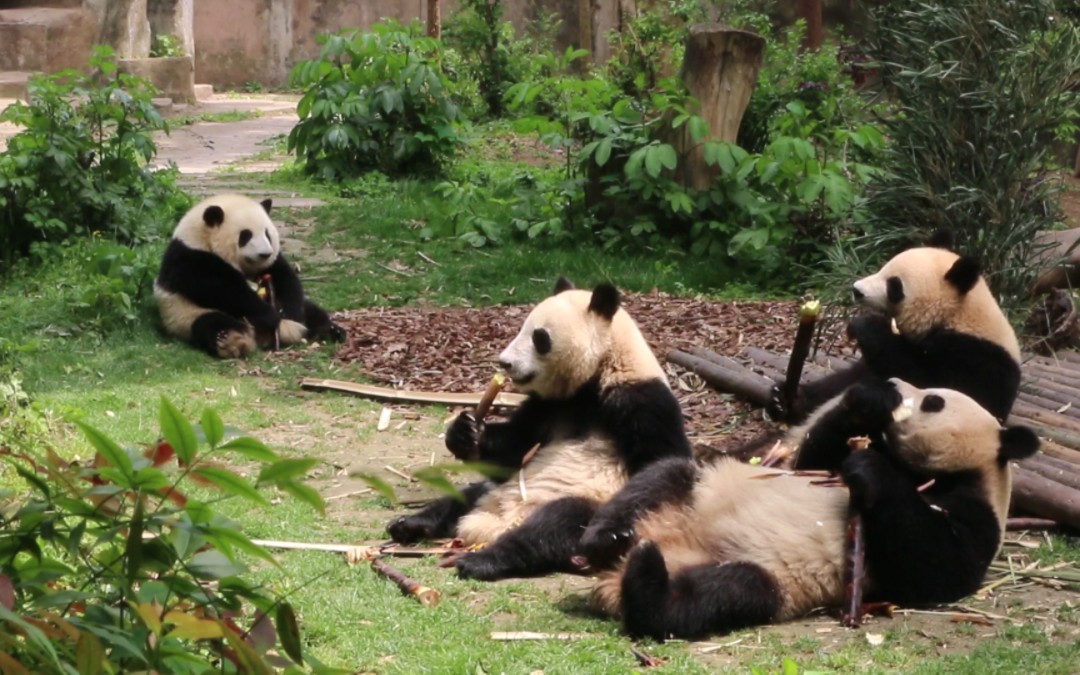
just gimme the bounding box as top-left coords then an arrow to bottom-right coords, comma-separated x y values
586,379 -> 1039,640
155,194 -> 345,358
387,278 -> 692,581
773,232 -> 1021,469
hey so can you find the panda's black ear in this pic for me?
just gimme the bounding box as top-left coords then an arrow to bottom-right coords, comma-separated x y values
203,205 -> 225,228
944,256 -> 981,294
927,229 -> 956,251
588,283 -> 620,320
998,426 -> 1040,464
553,277 -> 575,295
260,199 -> 273,214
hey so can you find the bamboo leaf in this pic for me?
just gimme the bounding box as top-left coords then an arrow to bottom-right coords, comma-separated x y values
193,467 -> 269,506
277,602 -> 304,665
160,398 -> 198,465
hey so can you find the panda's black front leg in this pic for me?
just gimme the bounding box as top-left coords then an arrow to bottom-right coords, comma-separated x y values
387,481 -> 493,544
303,298 -> 347,342
793,381 -> 901,470
841,451 -> 1000,604
455,497 -> 596,580
621,543 -> 782,641
579,457 -> 699,569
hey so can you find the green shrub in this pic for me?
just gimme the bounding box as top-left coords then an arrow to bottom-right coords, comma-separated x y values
0,46 -> 184,275
0,397 -> 326,672
150,34 -> 185,58
817,0 -> 1080,315
288,20 -> 464,179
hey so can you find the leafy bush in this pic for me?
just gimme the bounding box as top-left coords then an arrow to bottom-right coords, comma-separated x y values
0,397 -> 327,672
150,34 -> 185,58
288,20 -> 464,179
817,0 -> 1080,315
443,0 -> 561,119
0,46 -> 185,275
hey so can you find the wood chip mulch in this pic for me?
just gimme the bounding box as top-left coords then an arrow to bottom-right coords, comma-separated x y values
330,292 -> 804,455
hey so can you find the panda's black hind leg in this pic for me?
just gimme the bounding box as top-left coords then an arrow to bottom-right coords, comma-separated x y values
622,543 -> 781,641
387,481 -> 493,544
455,497 -> 596,581
191,312 -> 255,359
303,298 -> 347,342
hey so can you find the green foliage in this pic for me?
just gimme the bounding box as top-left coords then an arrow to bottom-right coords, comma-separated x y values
443,0 -> 561,119
149,34 -> 185,58
0,46 -> 185,275
288,20 -> 464,179
817,0 -> 1080,316
0,398 -> 326,672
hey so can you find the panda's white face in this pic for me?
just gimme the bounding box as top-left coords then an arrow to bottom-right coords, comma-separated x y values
851,247 -> 965,335
173,194 -> 281,279
498,289 -> 609,399
885,378 -> 1002,474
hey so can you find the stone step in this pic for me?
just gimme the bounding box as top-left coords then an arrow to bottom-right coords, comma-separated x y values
0,71 -> 31,99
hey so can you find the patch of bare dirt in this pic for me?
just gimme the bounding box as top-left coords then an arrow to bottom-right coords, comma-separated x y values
331,293 -> 802,453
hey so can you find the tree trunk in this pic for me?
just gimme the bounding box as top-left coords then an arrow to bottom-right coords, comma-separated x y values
797,0 -> 824,51
427,0 -> 441,39
578,0 -> 595,65
673,25 -> 766,190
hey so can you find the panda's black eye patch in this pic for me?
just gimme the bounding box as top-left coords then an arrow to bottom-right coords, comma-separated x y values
920,394 -> 945,413
532,328 -> 552,355
238,229 -> 253,247
886,276 -> 905,305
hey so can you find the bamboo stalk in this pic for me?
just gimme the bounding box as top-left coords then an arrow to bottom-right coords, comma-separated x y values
300,378 -> 526,408
841,435 -> 869,629
782,301 -> 821,419
474,373 -> 508,421
371,557 -> 441,607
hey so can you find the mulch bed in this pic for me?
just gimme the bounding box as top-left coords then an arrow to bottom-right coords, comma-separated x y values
330,292 -> 805,455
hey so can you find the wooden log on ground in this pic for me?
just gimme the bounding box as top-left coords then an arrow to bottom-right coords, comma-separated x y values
1019,455 -> 1080,492
1010,466 -> 1080,529
1030,452 -> 1080,475
667,350 -> 772,407
1006,517 -> 1062,531
743,346 -> 828,381
1017,388 -> 1080,416
1019,373 -> 1080,399
1041,442 -> 1080,466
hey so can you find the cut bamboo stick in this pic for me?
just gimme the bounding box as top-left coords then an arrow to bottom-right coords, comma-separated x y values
300,378 -> 526,408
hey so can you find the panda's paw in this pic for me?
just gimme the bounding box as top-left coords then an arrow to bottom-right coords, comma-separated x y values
843,382 -> 903,428
277,319 -> 308,346
846,313 -> 892,345
840,450 -> 891,508
579,520 -> 635,569
216,329 -> 256,359
765,383 -> 790,423
386,514 -> 435,544
454,551 -> 504,581
325,321 -> 347,343
445,412 -> 483,461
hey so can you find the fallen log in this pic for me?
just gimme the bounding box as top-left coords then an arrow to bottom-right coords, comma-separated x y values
743,346 -> 828,381
1010,466 -> 1080,529
1005,517 -> 1062,531
667,350 -> 773,407
1040,442 -> 1080,466
300,378 -> 526,408
1017,392 -> 1080,420
1019,455 -> 1080,491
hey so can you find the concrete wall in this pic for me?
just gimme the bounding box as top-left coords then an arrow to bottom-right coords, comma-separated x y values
193,0 -> 623,88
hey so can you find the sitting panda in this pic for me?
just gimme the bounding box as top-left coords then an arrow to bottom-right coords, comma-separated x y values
774,231 -> 1021,469
154,194 -> 345,358
386,278 -> 692,581
585,379 -> 1039,641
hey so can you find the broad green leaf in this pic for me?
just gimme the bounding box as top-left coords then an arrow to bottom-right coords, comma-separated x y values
193,467 -> 269,506
595,137 -> 613,167
257,458 -> 318,485
688,116 -> 710,142
656,144 -> 677,171
74,421 -> 133,476
279,481 -> 326,515
644,146 -> 663,178
160,398 -> 197,465
220,437 -> 279,463
200,409 -> 224,449
189,550 -> 244,579
205,526 -> 279,567
277,602 -> 305,665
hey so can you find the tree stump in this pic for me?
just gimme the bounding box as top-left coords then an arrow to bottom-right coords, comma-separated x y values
674,25 -> 766,191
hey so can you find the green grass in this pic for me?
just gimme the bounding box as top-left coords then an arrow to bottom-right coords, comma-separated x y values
3,125 -> 1080,672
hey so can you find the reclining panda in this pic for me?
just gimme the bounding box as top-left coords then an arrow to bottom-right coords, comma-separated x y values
584,379 -> 1039,640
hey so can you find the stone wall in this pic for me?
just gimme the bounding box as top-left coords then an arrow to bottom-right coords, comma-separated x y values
193,0 -> 621,88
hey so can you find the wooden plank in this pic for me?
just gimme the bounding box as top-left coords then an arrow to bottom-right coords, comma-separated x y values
300,378 -> 526,408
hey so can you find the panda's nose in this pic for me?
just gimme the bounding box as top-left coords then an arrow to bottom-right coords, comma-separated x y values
498,359 -> 512,372
851,285 -> 864,301
258,252 -> 272,260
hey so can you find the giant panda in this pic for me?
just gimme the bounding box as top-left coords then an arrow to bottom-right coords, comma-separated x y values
386,278 -> 692,581
584,378 -> 1039,641
773,232 -> 1021,469
154,194 -> 345,358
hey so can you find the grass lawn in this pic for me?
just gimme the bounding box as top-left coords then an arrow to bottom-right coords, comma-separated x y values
2,127 -> 1079,673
